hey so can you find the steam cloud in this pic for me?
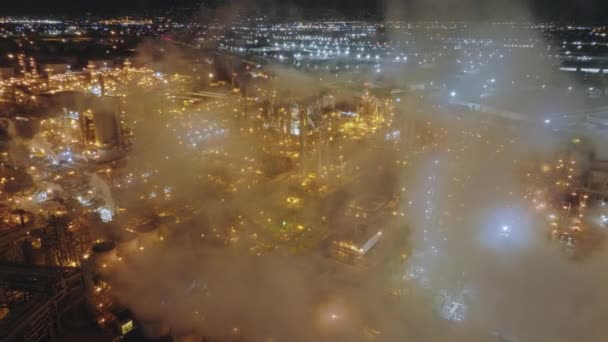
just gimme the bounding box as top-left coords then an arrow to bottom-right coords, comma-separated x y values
85,2 -> 608,342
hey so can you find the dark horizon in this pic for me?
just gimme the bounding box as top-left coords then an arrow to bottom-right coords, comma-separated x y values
0,0 -> 607,24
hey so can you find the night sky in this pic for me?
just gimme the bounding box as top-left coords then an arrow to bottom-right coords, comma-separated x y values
0,0 -> 606,23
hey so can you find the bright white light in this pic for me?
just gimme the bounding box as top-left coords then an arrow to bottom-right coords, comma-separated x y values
98,207 -> 113,222
450,91 -> 457,97
499,224 -> 512,238
478,205 -> 536,251
34,190 -> 48,203
544,119 -> 551,124
76,195 -> 91,206
90,85 -> 102,97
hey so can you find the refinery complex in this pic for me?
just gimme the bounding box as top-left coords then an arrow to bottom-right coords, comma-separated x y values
0,10 -> 608,342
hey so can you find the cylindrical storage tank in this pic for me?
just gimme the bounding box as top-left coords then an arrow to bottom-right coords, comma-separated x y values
136,221 -> 160,246
115,231 -> 138,256
91,241 -> 117,270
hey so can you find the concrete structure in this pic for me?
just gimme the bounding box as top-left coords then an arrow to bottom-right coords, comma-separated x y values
93,110 -> 122,150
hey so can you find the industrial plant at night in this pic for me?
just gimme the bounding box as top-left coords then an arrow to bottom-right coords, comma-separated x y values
0,1 -> 608,341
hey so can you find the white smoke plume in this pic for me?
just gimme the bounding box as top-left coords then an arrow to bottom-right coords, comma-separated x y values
89,173 -> 115,213
30,133 -> 59,164
80,2 -> 608,342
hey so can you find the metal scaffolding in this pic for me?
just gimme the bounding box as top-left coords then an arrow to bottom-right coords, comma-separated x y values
0,264 -> 84,342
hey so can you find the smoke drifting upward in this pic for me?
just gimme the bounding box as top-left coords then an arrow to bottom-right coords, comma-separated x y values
384,1 -> 608,340
89,173 -> 115,222
30,134 -> 58,164
87,2 -> 608,342
402,118 -> 567,338
113,248 -> 332,341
